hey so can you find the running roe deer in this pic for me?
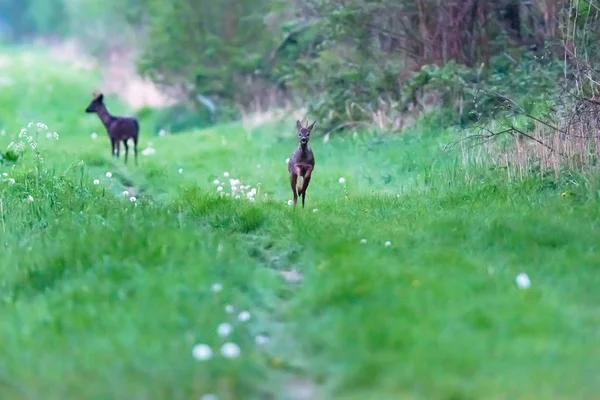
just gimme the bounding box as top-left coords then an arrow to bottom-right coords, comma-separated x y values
288,119 -> 316,208
85,92 -> 139,165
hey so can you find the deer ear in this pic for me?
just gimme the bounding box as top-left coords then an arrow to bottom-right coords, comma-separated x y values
307,120 -> 317,131
296,120 -> 302,130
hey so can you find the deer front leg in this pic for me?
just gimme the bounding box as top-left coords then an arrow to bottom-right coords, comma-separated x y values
300,169 -> 312,208
111,138 -> 117,157
290,172 -> 298,207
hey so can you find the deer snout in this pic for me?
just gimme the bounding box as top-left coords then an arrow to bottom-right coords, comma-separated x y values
300,137 -> 307,144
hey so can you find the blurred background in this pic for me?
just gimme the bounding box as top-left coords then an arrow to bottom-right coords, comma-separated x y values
0,0 -> 598,139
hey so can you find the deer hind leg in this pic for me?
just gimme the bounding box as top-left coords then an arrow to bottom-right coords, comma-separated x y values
111,138 -> 117,157
123,139 -> 129,164
133,136 -> 138,166
290,173 -> 298,207
300,170 -> 312,208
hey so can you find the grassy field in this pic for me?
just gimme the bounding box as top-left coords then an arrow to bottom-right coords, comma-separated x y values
1,47 -> 600,400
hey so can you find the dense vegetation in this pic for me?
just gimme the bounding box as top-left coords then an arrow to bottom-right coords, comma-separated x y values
2,0 -> 599,133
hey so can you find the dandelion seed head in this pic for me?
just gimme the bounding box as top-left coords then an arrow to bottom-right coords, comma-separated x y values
129,196 -> 137,202
122,190 -> 129,196
237,311 -> 251,322
516,273 -> 531,289
220,342 -> 240,358
312,208 -> 318,212
105,172 -> 112,178
287,200 -> 293,206
217,186 -> 223,192
339,177 -> 345,184
93,179 -> 100,185
213,179 -> 220,185
91,132 -> 98,139
211,283 -> 222,293
217,322 -> 233,337
360,238 -> 367,244
255,334 -> 270,346
385,241 -> 391,247
178,168 -> 183,174
192,344 -> 213,361
223,172 -> 229,177
26,195 -> 34,202
285,158 -> 290,163
225,304 -> 234,313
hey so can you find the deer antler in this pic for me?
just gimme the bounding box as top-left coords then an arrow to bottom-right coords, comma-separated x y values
92,91 -> 102,99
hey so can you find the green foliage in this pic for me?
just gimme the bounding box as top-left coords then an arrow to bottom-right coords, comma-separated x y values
2,50 -> 600,399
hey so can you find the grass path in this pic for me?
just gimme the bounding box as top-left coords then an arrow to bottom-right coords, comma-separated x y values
1,48 -> 600,400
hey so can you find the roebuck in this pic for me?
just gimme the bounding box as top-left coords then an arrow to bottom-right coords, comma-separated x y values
288,119 -> 316,208
85,92 -> 139,165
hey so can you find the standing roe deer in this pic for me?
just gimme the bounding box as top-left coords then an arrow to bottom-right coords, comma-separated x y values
85,92 -> 139,165
288,119 -> 316,208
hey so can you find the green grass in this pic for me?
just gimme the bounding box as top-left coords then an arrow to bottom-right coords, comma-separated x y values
1,47 -> 600,400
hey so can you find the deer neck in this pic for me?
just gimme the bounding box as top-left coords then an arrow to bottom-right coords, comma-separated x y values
96,105 -> 114,129
298,143 -> 310,154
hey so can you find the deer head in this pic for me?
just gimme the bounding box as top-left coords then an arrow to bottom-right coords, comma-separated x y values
296,119 -> 316,146
85,92 -> 104,113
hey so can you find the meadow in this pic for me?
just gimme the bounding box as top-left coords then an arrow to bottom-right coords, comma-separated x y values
1,47 -> 600,400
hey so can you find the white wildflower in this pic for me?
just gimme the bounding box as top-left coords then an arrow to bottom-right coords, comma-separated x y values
339,177 -> 345,184
384,241 -> 391,247
192,344 -> 213,361
122,190 -> 129,196
237,311 -> 251,322
105,172 -> 112,178
217,322 -> 233,338
178,168 -> 183,174
312,208 -> 318,212
26,195 -> 34,202
220,342 -> 240,358
129,196 -> 137,202
516,273 -> 531,289
213,179 -> 220,185
223,172 -> 229,177
287,200 -> 293,206
360,238 -> 367,244
141,147 -> 155,156
93,179 -> 100,185
91,132 -> 98,139
217,186 -> 223,192
255,335 -> 269,346
8,178 -> 15,184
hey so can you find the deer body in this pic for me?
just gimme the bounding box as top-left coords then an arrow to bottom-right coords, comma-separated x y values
288,120 -> 316,208
85,92 -> 139,165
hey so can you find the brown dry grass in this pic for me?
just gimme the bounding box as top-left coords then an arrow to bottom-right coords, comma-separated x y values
461,113 -> 600,181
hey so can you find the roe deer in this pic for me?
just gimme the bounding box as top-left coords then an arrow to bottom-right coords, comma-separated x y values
85,92 -> 139,165
288,119 -> 316,208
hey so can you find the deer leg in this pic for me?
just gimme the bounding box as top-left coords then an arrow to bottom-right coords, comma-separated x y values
123,139 -> 129,165
290,173 -> 298,207
133,136 -> 138,166
300,170 -> 312,208
115,140 -> 120,158
111,138 -> 117,157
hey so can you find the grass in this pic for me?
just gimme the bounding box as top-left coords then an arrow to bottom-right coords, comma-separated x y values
1,47 -> 600,400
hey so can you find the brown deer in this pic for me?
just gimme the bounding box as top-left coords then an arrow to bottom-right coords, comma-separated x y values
288,119 -> 316,208
85,92 -> 139,165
